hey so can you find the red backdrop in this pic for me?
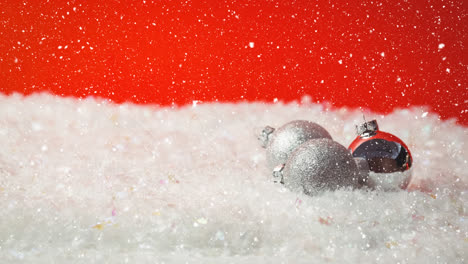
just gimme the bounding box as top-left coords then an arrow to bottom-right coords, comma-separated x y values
1,1 -> 467,125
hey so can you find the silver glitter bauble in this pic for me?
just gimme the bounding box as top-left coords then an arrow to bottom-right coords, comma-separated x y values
265,120 -> 332,170
282,138 -> 360,195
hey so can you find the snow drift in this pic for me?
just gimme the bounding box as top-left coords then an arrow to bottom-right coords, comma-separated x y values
0,94 -> 466,263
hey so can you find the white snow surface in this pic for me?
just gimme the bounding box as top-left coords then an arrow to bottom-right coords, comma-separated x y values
0,93 -> 467,263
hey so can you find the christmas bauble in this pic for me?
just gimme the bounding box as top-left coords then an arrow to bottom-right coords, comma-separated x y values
262,120 -> 332,170
348,120 -> 413,190
282,138 -> 360,195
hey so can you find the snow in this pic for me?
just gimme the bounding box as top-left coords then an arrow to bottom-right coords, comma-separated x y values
0,93 -> 467,263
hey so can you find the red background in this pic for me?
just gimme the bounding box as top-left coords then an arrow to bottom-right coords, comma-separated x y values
1,1 -> 467,125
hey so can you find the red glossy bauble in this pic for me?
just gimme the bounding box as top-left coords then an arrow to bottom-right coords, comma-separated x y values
348,120 -> 413,190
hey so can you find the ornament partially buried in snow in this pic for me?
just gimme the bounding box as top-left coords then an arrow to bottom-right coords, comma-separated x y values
348,119 -> 413,190
281,138 -> 361,195
259,120 -> 332,170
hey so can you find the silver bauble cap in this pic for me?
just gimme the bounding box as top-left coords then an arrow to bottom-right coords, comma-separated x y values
283,138 -> 360,195
265,120 -> 332,170
258,126 -> 275,148
356,119 -> 379,137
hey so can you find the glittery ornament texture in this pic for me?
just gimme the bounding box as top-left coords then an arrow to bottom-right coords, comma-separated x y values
265,120 -> 332,170
283,138 -> 360,195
